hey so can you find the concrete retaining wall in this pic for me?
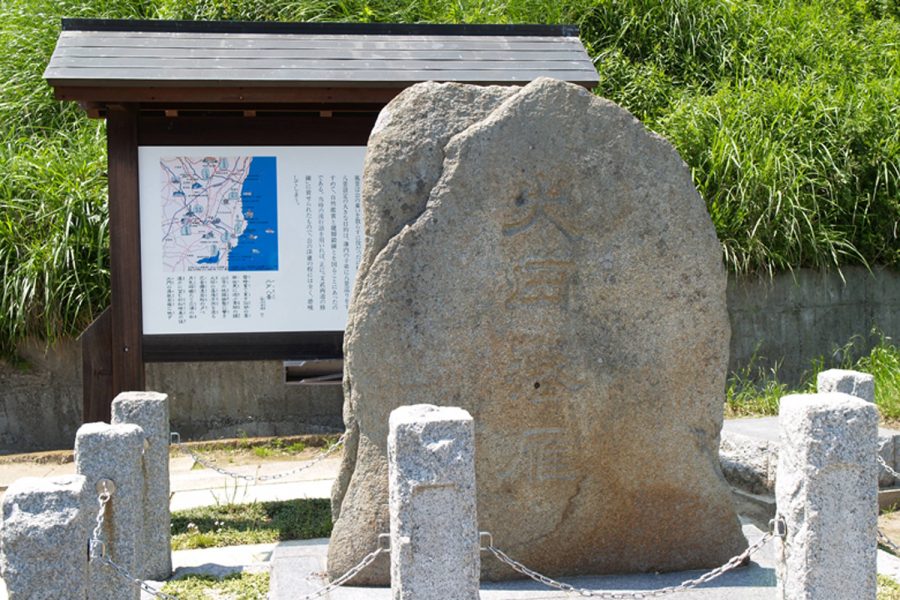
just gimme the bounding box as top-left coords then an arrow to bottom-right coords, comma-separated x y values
1,266 -> 897,453
728,266 -> 900,384
0,341 -> 342,453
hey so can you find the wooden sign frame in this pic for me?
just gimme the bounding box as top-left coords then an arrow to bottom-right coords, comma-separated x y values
45,18 -> 599,422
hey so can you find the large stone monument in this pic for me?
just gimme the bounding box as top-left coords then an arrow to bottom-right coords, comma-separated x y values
329,77 -> 745,583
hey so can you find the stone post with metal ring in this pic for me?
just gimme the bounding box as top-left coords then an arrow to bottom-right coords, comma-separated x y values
75,422 -> 145,600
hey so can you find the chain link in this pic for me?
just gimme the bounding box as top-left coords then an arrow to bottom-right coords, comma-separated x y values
484,529 -> 777,598
878,455 -> 900,481
879,528 -> 900,554
296,541 -> 388,599
171,432 -> 345,484
90,488 -> 179,600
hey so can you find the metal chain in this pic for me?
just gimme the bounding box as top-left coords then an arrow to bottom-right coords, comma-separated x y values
171,432 -> 345,484
878,455 -> 900,480
879,528 -> 900,554
89,487 -> 179,600
295,540 -> 388,600
484,528 -> 778,598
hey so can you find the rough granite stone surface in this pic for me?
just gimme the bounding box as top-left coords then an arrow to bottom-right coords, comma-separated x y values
719,431 -> 778,495
332,81 -> 517,522
721,416 -> 899,490
816,368 -> 875,403
388,405 -> 479,600
0,475 -> 91,600
111,391 -> 173,580
775,393 -> 878,599
75,422 -> 145,600
329,78 -> 744,583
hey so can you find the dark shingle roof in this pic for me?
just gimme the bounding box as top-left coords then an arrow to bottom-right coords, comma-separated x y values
45,19 -> 599,89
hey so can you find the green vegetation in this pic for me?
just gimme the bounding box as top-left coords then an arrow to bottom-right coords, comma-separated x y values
1,0 -> 898,356
726,333 -> 900,420
170,498 -> 332,550
160,572 -> 268,600
179,435 -> 336,459
879,574 -> 900,600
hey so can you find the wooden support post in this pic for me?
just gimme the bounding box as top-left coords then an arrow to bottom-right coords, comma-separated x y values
79,307 -> 113,423
107,105 -> 145,404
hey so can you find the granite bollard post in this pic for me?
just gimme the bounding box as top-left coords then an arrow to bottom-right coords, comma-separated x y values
0,475 -> 92,599
816,368 -> 875,403
815,369 -> 896,485
75,422 -> 145,600
388,405 -> 479,600
775,392 -> 878,599
111,391 -> 172,580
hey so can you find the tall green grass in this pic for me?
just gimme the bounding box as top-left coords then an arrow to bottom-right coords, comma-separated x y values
0,0 -> 898,356
727,333 -> 900,420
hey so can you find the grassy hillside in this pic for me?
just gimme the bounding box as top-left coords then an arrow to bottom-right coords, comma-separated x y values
1,0 -> 898,356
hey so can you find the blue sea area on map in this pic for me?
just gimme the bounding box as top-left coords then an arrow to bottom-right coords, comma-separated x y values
197,250 -> 220,265
229,156 -> 278,271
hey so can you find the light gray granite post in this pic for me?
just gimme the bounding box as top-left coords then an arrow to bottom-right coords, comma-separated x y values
111,391 -> 172,580
0,475 -> 91,599
817,368 -> 875,403
815,368 -> 895,485
75,422 -> 145,600
775,392 -> 878,599
388,404 -> 479,600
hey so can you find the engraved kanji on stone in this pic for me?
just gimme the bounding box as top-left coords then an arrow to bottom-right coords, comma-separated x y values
502,193 -> 580,241
505,336 -> 587,403
506,258 -> 575,306
498,428 -> 577,482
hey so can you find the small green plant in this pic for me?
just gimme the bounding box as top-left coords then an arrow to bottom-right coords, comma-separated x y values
725,356 -> 799,417
878,574 -> 900,600
857,333 -> 900,419
160,571 -> 269,600
210,476 -> 253,507
251,446 -> 273,458
286,441 -> 307,453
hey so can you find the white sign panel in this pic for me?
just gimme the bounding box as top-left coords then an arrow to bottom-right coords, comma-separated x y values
138,146 -> 366,335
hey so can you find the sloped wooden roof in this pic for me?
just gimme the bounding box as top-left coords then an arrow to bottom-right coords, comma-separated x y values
45,19 -> 598,98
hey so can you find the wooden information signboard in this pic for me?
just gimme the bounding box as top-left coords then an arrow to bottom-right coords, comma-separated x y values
44,18 -> 598,422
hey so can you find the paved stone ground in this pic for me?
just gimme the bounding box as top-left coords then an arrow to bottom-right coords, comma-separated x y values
268,523 -> 778,600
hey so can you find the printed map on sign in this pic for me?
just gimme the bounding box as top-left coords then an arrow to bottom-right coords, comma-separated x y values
160,156 -> 278,272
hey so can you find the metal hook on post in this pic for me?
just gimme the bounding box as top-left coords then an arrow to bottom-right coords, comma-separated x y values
95,478 -> 116,499
479,531 -> 494,551
770,516 -> 787,539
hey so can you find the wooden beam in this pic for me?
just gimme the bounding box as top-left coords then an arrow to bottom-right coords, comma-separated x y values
143,332 -> 343,363
137,113 -> 377,146
53,85 -> 405,107
107,105 -> 145,400
78,307 -> 113,423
